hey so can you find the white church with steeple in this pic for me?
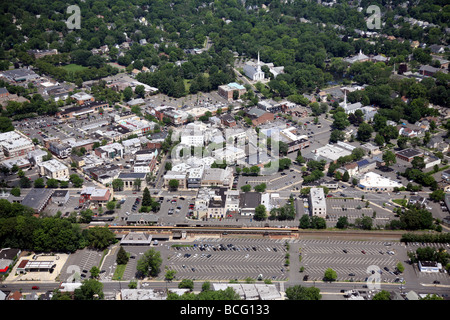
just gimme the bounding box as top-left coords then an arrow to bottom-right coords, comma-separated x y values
243,51 -> 265,81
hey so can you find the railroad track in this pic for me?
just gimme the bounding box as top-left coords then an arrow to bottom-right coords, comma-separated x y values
104,225 -> 405,241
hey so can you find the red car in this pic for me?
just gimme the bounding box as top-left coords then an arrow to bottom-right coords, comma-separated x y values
361,250 -> 366,254
32,286 -> 39,290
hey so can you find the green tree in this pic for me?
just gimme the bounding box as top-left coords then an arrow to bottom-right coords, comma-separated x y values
240,184 -> 251,192
106,201 -> 116,212
332,111 -> 350,130
90,266 -> 100,279
342,171 -> 350,182
254,183 -> 267,193
374,133 -> 385,147
10,187 -> 21,197
178,279 -> 194,291
165,269 -> 177,281
324,268 -> 337,282
85,226 -> 116,250
299,214 -> 310,229
0,117 -> 14,132
254,204 -> 267,221
112,179 -> 124,191
336,216 -> 349,229
74,279 -> 104,300
411,156 -> 425,170
329,129 -> 345,143
136,248 -> 162,278
70,174 -> 84,188
430,189 -> 445,202
372,290 -> 391,300
357,122 -> 373,142
168,179 -> 179,191
123,86 -> 133,101
46,178 -> 59,188
116,246 -> 129,265
142,187 -> 152,207
382,150 -> 397,167
34,177 -> 45,188
355,216 -> 373,230
285,285 -> 322,300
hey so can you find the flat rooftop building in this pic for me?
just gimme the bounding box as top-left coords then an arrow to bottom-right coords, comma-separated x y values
309,187 -> 327,218
359,172 -> 403,191
311,144 -> 352,162
395,148 -> 423,162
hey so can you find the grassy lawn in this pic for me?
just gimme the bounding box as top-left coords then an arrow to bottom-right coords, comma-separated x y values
62,63 -> 88,72
392,199 -> 407,207
112,264 -> 127,280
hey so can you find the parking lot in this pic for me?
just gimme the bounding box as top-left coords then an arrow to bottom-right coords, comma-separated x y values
325,198 -> 394,226
293,239 -> 410,283
52,236 -> 450,290
237,167 -> 303,192
59,248 -> 105,282
160,238 -> 289,281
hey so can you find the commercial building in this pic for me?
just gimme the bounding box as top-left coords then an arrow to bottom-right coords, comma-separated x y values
94,143 -> 124,159
201,168 -> 233,188
180,129 -> 204,147
56,101 -> 108,119
126,213 -> 159,225
164,171 -> 187,189
38,159 -> 69,181
239,192 -> 262,216
117,117 -> 155,136
0,131 -> 35,160
212,283 -> 282,300
71,92 -> 95,105
79,187 -> 111,206
358,172 -> 403,191
117,172 -> 148,190
418,261 -> 442,273
27,49 -> 58,59
51,190 -> 70,205
221,114 -> 237,127
207,187 -> 227,219
21,188 -> 53,213
48,142 -> 72,159
218,82 -> 247,101
309,187 -> 327,218
395,148 -> 424,162
0,68 -> 40,82
186,167 -> 204,188
308,144 -> 352,163
246,107 -> 274,126
16,260 -> 55,274
212,146 -> 246,164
